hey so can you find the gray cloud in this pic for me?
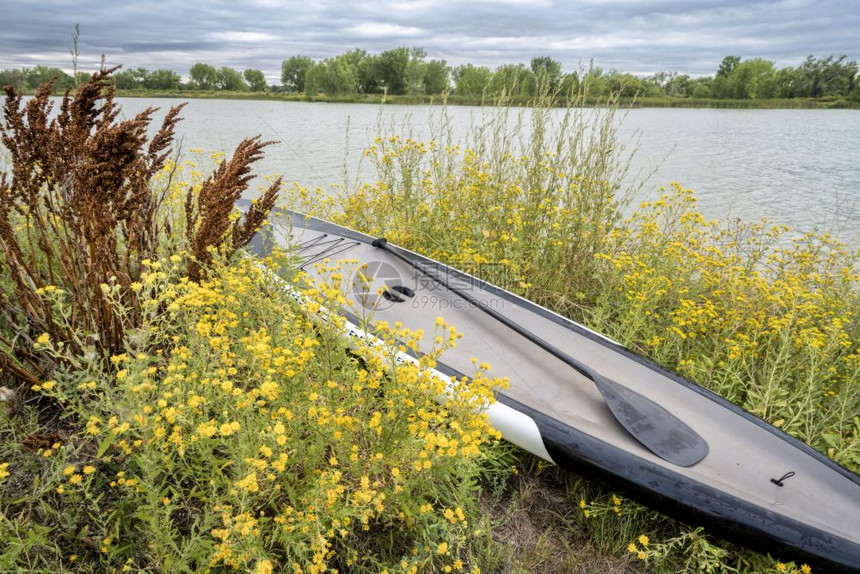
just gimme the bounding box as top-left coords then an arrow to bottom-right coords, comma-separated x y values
0,0 -> 857,81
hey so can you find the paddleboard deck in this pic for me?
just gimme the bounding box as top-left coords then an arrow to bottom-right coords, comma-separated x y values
248,210 -> 860,572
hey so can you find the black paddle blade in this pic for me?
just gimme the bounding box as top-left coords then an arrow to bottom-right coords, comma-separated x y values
596,375 -> 709,467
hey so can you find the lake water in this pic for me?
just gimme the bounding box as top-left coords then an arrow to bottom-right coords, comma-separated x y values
74,99 -> 860,243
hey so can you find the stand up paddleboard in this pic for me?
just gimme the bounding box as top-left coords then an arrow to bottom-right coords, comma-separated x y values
248,209 -> 860,572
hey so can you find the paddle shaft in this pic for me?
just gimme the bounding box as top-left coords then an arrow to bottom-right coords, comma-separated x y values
371,239 -> 604,386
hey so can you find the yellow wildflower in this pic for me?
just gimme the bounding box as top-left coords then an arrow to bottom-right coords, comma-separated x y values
196,420 -> 216,438
219,421 -> 241,436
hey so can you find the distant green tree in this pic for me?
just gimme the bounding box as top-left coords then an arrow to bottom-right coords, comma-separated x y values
375,47 -> 411,95
689,77 -> 713,98
664,74 -> 693,98
281,55 -> 314,92
339,49 -> 371,93
304,62 -> 326,95
648,71 -> 692,98
716,56 -> 741,79
305,55 -> 360,95
130,68 -> 151,85
605,70 -> 649,97
113,69 -> 141,89
489,64 -> 534,96
559,72 -> 580,97
774,67 -> 801,98
0,68 -> 26,91
23,66 -> 74,91
711,56 -> 742,98
189,63 -> 218,90
422,59 -> 450,94
852,66 -> 860,100
641,78 -> 666,97
217,67 -> 248,91
355,52 -> 380,93
406,47 -> 427,94
452,64 -> 491,96
530,56 -> 562,94
144,69 -> 181,90
581,66 -> 608,97
648,71 -> 672,89
729,58 -> 776,98
710,79 -> 728,98
796,55 -> 858,97
114,68 -> 150,89
243,69 -> 268,91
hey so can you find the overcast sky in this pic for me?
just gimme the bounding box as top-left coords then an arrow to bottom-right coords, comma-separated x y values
1,0 -> 858,82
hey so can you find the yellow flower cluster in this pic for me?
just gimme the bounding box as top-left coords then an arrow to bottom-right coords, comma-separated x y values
65,254 -> 504,572
592,184 -> 859,461
289,134 -> 620,307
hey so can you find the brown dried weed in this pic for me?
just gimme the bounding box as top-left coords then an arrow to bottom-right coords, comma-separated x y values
0,68 -> 280,389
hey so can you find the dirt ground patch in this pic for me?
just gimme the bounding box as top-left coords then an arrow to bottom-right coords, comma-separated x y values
483,463 -> 640,574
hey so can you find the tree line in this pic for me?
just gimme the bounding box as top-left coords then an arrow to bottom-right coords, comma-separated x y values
282,50 -> 859,101
0,64 -> 268,93
1,50 -> 857,101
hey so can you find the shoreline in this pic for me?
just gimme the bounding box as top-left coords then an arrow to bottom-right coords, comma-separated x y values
101,89 -> 860,109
